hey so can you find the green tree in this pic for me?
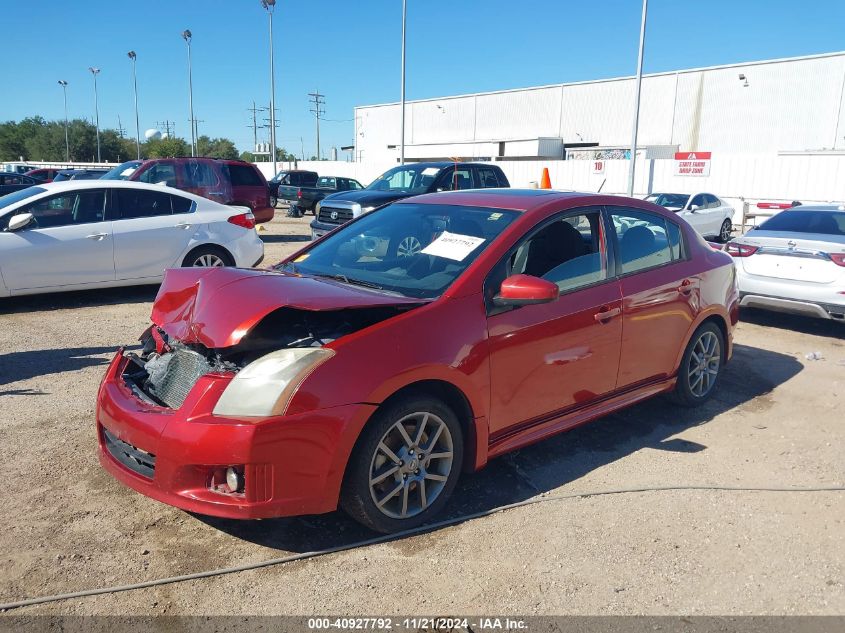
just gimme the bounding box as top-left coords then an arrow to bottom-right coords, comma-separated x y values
145,137 -> 191,158
196,135 -> 239,159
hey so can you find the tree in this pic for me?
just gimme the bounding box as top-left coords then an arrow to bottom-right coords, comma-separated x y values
196,135 -> 239,159
145,137 -> 191,158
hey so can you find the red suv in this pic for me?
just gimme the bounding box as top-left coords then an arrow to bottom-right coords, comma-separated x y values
128,158 -> 274,223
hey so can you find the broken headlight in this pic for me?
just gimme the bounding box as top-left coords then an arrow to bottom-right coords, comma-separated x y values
212,348 -> 334,418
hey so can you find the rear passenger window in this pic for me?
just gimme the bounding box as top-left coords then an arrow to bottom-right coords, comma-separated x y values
116,189 -> 175,219
183,161 -> 218,187
227,164 -> 264,186
610,209 -> 684,275
477,167 -> 501,188
170,194 -> 194,214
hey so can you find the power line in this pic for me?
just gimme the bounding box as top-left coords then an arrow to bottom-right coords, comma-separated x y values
308,89 -> 325,160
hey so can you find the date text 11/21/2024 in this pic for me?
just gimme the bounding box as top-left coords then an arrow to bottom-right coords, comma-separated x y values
306,617 -> 528,630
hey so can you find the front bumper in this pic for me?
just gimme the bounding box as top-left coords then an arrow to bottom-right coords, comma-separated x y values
309,219 -> 342,240
97,351 -> 376,519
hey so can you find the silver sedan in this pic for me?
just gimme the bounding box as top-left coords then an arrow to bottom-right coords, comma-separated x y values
726,205 -> 845,321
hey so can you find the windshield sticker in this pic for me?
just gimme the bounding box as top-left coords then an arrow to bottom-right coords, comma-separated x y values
421,167 -> 440,176
420,231 -> 486,261
294,253 -> 310,262
487,212 -> 503,221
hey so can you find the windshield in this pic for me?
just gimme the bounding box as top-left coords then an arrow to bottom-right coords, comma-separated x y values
646,193 -> 690,210
101,160 -> 142,180
366,164 -> 444,194
757,210 -> 845,236
278,203 -> 518,299
0,186 -> 46,211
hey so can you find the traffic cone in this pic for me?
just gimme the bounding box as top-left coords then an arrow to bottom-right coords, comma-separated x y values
539,167 -> 552,189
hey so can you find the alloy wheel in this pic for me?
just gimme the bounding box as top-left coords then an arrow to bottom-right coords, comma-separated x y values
396,236 -> 422,257
688,331 -> 721,397
368,412 -> 454,519
720,219 -> 732,242
193,253 -> 226,267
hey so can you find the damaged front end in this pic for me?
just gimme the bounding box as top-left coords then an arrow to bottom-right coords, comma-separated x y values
124,304 -> 416,413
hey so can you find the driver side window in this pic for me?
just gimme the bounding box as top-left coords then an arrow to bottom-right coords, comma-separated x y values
6,190 -> 107,230
509,210 -> 607,293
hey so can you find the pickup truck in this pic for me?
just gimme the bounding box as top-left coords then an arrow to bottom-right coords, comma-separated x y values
268,170 -> 318,208
309,161 -> 509,240
280,175 -> 366,218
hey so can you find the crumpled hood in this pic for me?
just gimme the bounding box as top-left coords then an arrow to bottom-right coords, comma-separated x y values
151,267 -> 424,348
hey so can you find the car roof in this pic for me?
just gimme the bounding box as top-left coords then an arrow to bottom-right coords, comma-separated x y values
781,204 -> 845,212
27,179 -> 210,201
396,188 -> 612,212
397,161 -> 500,169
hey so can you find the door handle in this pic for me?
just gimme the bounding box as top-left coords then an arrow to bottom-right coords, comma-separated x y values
86,232 -> 108,240
594,306 -> 621,322
677,279 -> 694,295
174,222 -> 192,229
207,191 -> 225,196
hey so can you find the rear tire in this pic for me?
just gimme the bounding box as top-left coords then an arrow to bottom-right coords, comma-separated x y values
270,194 -> 278,208
340,395 -> 463,533
287,205 -> 304,218
182,245 -> 234,268
668,322 -> 725,407
718,218 -> 732,243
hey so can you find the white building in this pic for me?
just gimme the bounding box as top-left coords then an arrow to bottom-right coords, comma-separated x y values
353,51 -> 845,163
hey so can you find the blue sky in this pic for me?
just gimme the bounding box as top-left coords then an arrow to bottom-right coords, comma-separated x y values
1,0 -> 843,158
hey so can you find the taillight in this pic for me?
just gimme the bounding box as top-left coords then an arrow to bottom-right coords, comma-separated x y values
830,253 -> 845,267
725,242 -> 758,257
297,189 -> 302,199
227,212 -> 256,229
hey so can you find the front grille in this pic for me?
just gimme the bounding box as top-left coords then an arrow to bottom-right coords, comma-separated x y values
102,427 -> 156,479
145,347 -> 211,409
318,206 -> 354,225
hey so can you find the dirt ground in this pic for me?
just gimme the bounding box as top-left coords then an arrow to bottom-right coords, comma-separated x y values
0,213 -> 843,616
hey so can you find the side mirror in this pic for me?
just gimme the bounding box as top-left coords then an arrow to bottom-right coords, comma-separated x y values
493,274 -> 559,307
689,204 -> 700,212
7,213 -> 33,232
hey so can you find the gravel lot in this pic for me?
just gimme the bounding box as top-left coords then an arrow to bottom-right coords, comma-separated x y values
0,213 -> 843,615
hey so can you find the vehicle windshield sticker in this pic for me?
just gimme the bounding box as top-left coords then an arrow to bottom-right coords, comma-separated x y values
421,167 -> 440,176
487,212 -> 503,221
294,253 -> 310,262
121,168 -> 137,177
420,231 -> 486,261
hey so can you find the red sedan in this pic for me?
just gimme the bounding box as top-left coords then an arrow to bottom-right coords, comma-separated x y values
97,190 -> 738,533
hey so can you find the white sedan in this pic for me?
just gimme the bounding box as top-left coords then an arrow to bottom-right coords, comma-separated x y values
725,205 -> 845,321
0,180 -> 264,297
645,192 -> 735,242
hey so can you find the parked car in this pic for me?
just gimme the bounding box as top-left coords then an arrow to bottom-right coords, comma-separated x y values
0,180 -> 264,297
100,160 -> 144,181
53,168 -> 109,181
645,192 -> 734,242
96,189 -> 737,533
1,163 -> 37,175
268,169 -> 318,208
281,175 -> 365,218
24,168 -> 61,183
0,173 -> 39,196
127,158 -> 275,224
726,205 -> 845,321
310,162 -> 510,241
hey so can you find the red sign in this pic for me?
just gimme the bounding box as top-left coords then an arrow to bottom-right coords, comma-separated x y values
674,151 -> 711,176
592,160 -> 605,175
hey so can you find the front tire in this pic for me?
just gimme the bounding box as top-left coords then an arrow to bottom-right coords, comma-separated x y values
341,395 -> 463,533
669,322 -> 725,407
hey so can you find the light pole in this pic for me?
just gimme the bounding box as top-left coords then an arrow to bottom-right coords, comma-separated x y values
88,67 -> 101,162
626,0 -> 648,196
399,0 -> 407,165
182,30 -> 196,156
261,0 -> 278,176
127,51 -> 141,160
57,80 -> 69,162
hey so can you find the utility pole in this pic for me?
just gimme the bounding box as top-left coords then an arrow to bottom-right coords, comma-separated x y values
400,0 -> 407,165
88,67 -> 101,162
308,90 -> 325,160
116,115 -> 127,138
626,0 -> 648,196
248,101 -> 260,150
58,80 -> 70,162
156,120 -> 175,138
